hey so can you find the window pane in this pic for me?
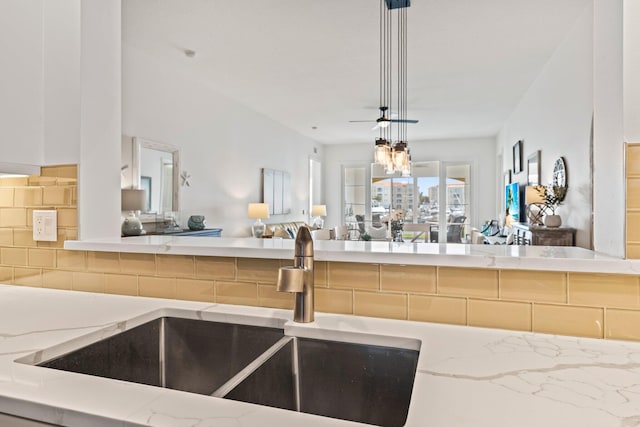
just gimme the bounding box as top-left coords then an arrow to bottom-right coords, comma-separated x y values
445,164 -> 471,243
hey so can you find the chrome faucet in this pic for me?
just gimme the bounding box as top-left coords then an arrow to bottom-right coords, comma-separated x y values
277,226 -> 314,323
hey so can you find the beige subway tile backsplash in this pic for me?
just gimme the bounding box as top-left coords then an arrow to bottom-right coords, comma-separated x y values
236,258 -> 280,283
41,165 -> 77,179
627,212 -> 640,243
0,208 -> 26,227
13,229 -> 35,247
195,256 -> 235,280
0,229 -> 13,246
105,274 -> 138,296
14,187 -> 42,207
87,251 -> 120,272
157,254 -> 195,278
500,270 -> 566,303
42,187 -> 71,205
28,176 -> 57,187
28,249 -> 56,267
627,178 -> 640,209
215,281 -> 258,306
42,270 -> 73,290
139,276 -> 176,299
354,291 -> 407,320
56,250 -> 86,271
606,309 -> 640,341
0,266 -> 12,282
56,209 -> 77,227
14,267 -> 42,287
438,267 -> 498,298
176,278 -> 214,302
120,252 -> 156,275
469,299 -> 531,331
626,144 -> 640,176
315,288 -> 353,314
257,284 -> 294,309
0,176 -> 28,186
72,272 -> 105,293
569,273 -> 640,308
314,261 -> 328,287
409,294 -> 467,325
2,247 -> 28,266
0,189 -> 14,207
381,264 -> 436,293
328,262 -> 379,290
533,304 -> 604,338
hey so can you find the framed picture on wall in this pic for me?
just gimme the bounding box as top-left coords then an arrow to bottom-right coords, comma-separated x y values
512,140 -> 523,174
503,170 -> 511,187
502,170 -> 511,212
527,150 -> 541,185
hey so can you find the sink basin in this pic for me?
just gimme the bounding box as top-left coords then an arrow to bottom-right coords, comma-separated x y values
38,317 -> 285,395
223,337 -> 419,427
31,314 -> 419,426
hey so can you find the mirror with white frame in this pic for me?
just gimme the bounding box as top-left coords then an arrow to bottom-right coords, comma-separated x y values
123,137 -> 180,215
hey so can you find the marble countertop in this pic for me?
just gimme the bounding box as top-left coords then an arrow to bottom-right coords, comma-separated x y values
65,236 -> 640,274
2,284 -> 640,426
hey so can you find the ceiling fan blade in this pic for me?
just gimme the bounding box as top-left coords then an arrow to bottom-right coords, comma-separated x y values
390,119 -> 419,124
348,120 -> 376,123
371,123 -> 380,131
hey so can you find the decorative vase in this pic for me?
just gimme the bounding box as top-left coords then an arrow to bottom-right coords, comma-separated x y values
188,215 -> 206,231
544,214 -> 562,227
121,214 -> 143,236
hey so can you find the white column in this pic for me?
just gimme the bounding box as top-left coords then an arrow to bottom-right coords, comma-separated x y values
624,0 -> 640,142
593,0 -> 625,257
78,0 -> 121,239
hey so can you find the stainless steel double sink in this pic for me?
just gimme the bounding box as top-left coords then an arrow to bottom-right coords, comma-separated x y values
31,316 -> 420,427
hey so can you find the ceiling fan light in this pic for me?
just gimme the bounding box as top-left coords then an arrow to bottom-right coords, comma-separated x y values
377,119 -> 391,129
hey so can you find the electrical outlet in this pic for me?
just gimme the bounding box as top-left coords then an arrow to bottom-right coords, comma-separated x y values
33,210 -> 57,242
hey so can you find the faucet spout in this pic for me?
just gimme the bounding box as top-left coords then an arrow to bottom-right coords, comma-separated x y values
276,226 -> 314,323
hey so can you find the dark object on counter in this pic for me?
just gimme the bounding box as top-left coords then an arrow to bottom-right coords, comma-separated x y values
188,215 -> 206,230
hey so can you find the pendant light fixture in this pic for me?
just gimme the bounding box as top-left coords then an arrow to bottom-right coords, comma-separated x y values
373,0 -> 411,176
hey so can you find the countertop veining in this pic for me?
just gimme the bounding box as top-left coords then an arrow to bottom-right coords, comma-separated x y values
1,284 -> 640,426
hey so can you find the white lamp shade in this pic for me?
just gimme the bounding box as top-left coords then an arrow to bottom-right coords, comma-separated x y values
247,203 -> 269,219
122,189 -> 146,211
311,205 -> 327,217
525,186 -> 545,205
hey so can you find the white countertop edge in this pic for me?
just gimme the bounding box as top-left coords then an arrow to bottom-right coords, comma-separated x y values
62,237 -> 640,275
3,286 -> 640,426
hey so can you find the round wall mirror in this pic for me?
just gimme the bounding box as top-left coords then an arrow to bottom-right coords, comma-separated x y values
552,157 -> 567,188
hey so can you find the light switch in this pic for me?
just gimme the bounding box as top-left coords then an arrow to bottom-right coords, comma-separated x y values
33,210 -> 57,242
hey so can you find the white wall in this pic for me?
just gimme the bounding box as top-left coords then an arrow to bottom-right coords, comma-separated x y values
497,3 -> 594,249
0,0 -> 44,166
122,45 -> 322,236
43,0 -> 81,165
624,0 -> 640,142
0,0 -> 82,167
323,137 -> 497,230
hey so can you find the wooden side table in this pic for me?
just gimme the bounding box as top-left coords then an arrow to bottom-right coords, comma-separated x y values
512,223 -> 575,246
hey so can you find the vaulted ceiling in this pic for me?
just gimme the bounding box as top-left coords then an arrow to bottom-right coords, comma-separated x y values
123,0 -> 591,144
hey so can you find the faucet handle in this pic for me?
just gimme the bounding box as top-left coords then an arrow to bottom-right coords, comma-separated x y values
277,266 -> 306,293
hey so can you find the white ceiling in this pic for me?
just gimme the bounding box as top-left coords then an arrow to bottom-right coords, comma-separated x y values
122,0 -> 591,145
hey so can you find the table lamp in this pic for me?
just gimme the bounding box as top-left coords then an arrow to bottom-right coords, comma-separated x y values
311,204 -> 327,229
121,188 -> 146,236
525,185 -> 546,225
248,203 -> 269,237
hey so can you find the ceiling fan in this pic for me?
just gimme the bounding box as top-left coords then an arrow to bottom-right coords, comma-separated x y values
349,106 -> 419,130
